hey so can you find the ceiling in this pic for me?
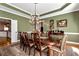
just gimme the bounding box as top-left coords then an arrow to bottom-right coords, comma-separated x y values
10,3 -> 66,15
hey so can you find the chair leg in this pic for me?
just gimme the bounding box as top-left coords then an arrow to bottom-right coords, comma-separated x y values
58,53 -> 61,56
20,43 -> 22,48
60,53 -> 63,56
47,47 -> 50,56
20,43 -> 21,48
20,44 -> 22,48
25,46 -> 27,53
29,47 -> 31,56
34,48 -> 35,56
40,51 -> 42,56
23,44 -> 25,51
52,50 -> 54,56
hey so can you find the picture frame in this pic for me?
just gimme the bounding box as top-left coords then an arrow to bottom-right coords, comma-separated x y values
57,19 -> 67,27
49,19 -> 54,29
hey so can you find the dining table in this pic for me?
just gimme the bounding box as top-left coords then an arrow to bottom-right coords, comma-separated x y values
31,32 -> 61,56
39,36 -> 56,56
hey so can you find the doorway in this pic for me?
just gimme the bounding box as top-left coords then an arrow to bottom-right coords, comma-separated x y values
0,18 -> 11,46
0,18 -> 18,46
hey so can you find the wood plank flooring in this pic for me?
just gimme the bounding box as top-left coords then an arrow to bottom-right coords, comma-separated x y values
0,42 -> 79,56
0,37 -> 11,47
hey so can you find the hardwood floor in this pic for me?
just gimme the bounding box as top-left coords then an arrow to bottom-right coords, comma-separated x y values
66,42 -> 79,48
0,40 -> 79,56
0,42 -> 79,56
0,37 -> 11,47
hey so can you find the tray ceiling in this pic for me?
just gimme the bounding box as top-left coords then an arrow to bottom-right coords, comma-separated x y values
11,3 -> 66,15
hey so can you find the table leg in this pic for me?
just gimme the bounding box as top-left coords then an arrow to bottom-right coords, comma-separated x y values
47,45 -> 52,56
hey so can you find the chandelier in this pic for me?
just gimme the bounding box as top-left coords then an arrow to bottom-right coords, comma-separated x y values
31,3 -> 39,30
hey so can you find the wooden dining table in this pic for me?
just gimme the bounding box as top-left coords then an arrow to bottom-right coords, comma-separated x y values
39,36 -> 56,56
30,32 -> 61,56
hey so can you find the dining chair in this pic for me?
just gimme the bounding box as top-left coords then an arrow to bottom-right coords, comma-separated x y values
32,33 -> 47,56
22,32 -> 34,56
50,34 -> 68,56
19,32 -> 22,48
19,32 -> 25,51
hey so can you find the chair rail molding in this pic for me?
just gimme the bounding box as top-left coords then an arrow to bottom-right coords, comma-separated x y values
64,32 -> 79,35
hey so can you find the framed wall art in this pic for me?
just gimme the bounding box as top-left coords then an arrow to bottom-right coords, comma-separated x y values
57,19 -> 67,27
49,19 -> 54,29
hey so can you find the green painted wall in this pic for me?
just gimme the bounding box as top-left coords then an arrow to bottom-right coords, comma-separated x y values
0,9 -> 79,42
43,11 -> 79,42
0,10 -> 33,32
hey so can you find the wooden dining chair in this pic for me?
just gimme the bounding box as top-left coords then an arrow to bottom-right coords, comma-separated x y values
50,34 -> 68,56
24,32 -> 34,56
31,33 -> 47,56
19,32 -> 26,51
19,32 -> 22,48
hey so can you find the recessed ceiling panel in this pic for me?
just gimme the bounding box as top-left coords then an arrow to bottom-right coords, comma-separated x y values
11,3 -> 66,15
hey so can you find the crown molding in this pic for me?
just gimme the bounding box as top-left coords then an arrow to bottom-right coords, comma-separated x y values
40,3 -> 79,19
0,3 -> 31,16
0,3 -> 71,19
0,3 -> 71,17
0,4 -> 31,19
0,10 -> 30,20
40,3 -> 71,16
